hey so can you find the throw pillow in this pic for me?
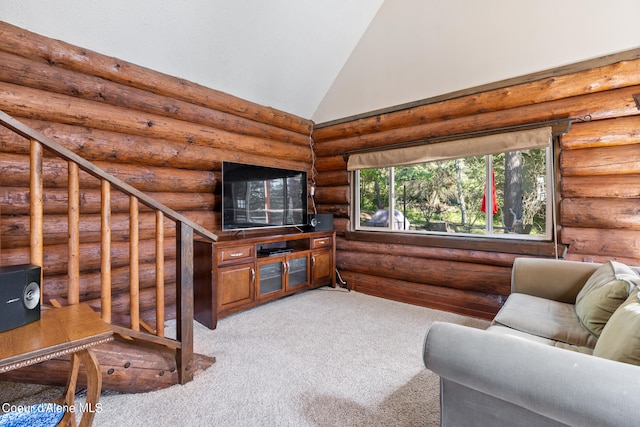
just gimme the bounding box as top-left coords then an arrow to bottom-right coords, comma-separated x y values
593,288 -> 640,366
574,260 -> 640,337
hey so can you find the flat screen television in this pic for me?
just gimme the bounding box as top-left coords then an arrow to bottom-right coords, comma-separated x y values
222,161 -> 308,231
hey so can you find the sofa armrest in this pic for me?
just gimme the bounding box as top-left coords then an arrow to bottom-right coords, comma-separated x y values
511,257 -> 599,303
423,322 -> 640,427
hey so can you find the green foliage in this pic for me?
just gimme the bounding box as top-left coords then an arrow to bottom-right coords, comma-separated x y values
359,168 -> 388,211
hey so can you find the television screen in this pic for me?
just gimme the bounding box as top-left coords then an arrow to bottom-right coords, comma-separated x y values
222,162 -> 308,230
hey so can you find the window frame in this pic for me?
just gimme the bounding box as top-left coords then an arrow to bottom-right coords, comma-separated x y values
352,146 -> 554,242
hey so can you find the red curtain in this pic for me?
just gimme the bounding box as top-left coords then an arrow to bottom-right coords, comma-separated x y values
481,169 -> 498,215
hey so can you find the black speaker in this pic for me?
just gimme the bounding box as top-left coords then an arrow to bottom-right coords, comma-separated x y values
308,214 -> 334,232
0,264 -> 41,333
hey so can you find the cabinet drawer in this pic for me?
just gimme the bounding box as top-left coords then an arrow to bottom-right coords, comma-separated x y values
311,237 -> 332,249
217,245 -> 253,263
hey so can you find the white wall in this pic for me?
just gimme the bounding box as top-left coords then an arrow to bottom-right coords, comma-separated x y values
312,0 -> 640,123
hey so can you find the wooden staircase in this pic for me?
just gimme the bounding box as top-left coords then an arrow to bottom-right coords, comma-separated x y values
0,110 -> 218,391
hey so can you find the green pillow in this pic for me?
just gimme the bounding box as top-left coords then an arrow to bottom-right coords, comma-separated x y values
593,289 -> 640,366
575,261 -> 639,337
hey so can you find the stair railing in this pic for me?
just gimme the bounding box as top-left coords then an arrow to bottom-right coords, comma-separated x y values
0,110 -> 218,384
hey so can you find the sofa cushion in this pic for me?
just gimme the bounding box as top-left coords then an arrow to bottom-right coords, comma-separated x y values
593,288 -> 640,365
575,260 -> 639,337
493,293 -> 597,348
487,324 -> 594,355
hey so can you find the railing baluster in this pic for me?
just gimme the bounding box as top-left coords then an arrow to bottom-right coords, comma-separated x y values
67,161 -> 80,305
29,139 -> 44,299
156,210 -> 165,337
101,180 -> 112,323
176,221 -> 194,384
129,195 -> 140,331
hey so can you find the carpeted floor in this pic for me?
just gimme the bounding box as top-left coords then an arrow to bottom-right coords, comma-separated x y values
0,288 -> 489,426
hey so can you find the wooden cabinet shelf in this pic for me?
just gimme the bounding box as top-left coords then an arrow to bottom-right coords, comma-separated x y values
194,230 -> 336,329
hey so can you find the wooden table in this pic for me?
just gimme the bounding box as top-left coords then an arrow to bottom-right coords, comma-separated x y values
0,303 -> 113,427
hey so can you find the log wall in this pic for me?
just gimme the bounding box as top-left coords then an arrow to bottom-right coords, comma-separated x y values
2,21 -> 640,321
0,22 -> 313,324
312,52 -> 640,319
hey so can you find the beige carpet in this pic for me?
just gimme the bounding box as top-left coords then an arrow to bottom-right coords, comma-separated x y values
1,288 -> 489,426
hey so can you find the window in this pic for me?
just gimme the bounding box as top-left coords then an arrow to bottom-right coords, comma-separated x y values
350,127 -> 553,240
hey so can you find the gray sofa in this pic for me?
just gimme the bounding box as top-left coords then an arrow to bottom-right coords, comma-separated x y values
423,257 -> 640,427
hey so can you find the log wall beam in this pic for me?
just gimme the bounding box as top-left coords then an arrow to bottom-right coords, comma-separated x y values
342,270 -> 501,320
0,152 -> 218,193
44,260 -> 177,302
562,175 -> 640,199
314,85 -> 640,160
0,50 -> 309,147
0,82 -> 312,164
313,53 -> 640,141
0,119 -> 310,173
0,21 -> 312,135
0,210 -> 214,248
0,186 -> 217,217
0,240 -> 177,278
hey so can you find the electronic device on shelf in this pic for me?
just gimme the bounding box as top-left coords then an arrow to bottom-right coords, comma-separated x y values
258,248 -> 294,257
0,264 -> 41,333
308,213 -> 334,231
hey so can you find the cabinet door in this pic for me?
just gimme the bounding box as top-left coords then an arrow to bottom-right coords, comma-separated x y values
311,250 -> 332,285
285,252 -> 309,291
256,257 -> 285,299
217,263 -> 254,311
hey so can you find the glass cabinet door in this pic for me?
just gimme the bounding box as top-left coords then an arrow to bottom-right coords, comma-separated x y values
258,259 -> 284,297
286,255 -> 308,289
257,253 -> 310,298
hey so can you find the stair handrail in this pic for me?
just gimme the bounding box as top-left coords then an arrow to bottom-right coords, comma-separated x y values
0,109 -> 217,385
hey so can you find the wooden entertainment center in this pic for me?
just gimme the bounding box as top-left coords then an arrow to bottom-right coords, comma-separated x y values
194,230 -> 336,329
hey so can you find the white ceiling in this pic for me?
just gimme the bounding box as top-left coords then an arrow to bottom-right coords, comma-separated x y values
1,1 -> 640,124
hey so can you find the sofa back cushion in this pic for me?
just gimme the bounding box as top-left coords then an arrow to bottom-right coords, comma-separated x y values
593,288 -> 640,365
574,261 -> 639,337
494,293 -> 597,348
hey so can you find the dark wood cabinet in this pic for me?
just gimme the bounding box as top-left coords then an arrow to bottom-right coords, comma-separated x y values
194,230 -> 336,329
218,263 -> 254,310
311,250 -> 332,285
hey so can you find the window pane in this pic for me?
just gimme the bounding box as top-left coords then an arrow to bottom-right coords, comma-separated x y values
358,168 -> 390,228
394,157 -> 485,234
494,148 -> 547,236
453,156 -> 487,235
354,146 -> 550,240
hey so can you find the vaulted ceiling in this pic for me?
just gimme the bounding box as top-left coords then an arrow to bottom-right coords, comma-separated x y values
1,1 -> 639,124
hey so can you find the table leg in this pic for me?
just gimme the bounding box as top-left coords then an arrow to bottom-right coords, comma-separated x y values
76,348 -> 102,427
58,352 -> 80,427
57,348 -> 103,427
